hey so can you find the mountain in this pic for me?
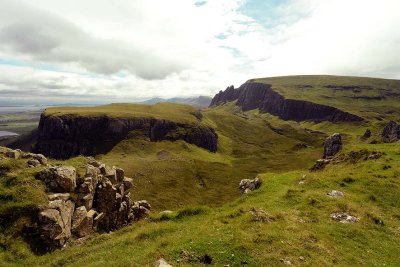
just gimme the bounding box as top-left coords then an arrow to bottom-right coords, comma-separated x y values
1,75 -> 400,266
211,75 -> 400,121
140,96 -> 212,108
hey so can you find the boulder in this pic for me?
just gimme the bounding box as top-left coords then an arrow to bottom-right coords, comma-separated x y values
330,212 -> 359,223
309,159 -> 331,172
323,133 -> 342,159
37,166 -> 77,192
22,153 -> 47,165
361,129 -> 371,140
327,190 -> 344,198
38,198 -> 75,249
27,159 -> 41,168
76,176 -> 98,210
239,177 -> 261,194
132,200 -> 151,221
123,177 -> 134,190
48,193 -> 70,201
115,167 -> 125,183
71,206 -> 95,237
157,258 -> 172,267
5,149 -> 21,159
382,121 -> 400,142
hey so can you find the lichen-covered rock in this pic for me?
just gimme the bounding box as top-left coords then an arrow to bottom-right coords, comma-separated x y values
382,121 -> 400,142
38,198 -> 75,249
71,206 -> 95,237
323,133 -> 342,159
327,190 -> 344,198
27,159 -> 41,168
76,176 -> 98,211
132,200 -> 151,221
123,177 -> 133,190
309,159 -> 331,172
37,166 -> 77,192
5,149 -> 21,159
361,129 -> 371,140
330,212 -> 359,223
239,177 -> 261,194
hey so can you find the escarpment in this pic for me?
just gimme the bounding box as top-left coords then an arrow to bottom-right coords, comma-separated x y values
35,114 -> 218,159
210,82 -> 364,122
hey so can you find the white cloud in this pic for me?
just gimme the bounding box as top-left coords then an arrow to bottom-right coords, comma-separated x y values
0,0 -> 399,103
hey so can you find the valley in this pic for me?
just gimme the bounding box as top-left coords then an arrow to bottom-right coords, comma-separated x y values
0,75 -> 400,266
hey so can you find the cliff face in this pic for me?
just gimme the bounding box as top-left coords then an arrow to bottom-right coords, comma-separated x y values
210,82 -> 364,122
35,115 -> 218,159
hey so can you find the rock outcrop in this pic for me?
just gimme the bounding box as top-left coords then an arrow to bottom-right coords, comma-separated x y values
34,160 -> 151,251
323,133 -> 342,159
382,121 -> 400,142
35,114 -> 218,159
239,177 -> 262,194
210,82 -> 363,122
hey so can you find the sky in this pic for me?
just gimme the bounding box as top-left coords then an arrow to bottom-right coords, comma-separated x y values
0,0 -> 399,104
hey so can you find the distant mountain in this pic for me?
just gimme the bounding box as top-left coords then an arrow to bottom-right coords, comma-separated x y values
140,96 -> 212,108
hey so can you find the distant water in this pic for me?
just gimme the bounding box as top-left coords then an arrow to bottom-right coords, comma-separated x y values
0,105 -> 46,114
0,131 -> 19,137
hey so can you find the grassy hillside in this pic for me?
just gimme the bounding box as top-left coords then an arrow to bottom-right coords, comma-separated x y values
255,75 -> 400,120
2,141 -> 400,266
1,75 -> 400,266
43,103 -> 202,125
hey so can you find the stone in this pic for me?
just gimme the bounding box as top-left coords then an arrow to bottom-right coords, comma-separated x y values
249,207 -> 276,222
5,149 -> 21,159
115,167 -> 125,183
239,177 -> 261,194
280,259 -> 292,265
48,193 -> 70,201
71,206 -> 94,237
76,176 -> 98,210
123,177 -> 134,190
38,199 -> 75,249
37,166 -> 77,192
327,190 -> 344,198
132,200 -> 151,221
382,121 -> 400,142
27,159 -> 41,168
330,212 -> 359,223
309,159 -> 331,172
323,133 -> 342,159
361,129 -> 371,140
85,164 -> 100,178
157,258 -> 172,267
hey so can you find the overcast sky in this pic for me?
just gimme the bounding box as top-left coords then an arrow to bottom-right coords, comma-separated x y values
0,0 -> 399,104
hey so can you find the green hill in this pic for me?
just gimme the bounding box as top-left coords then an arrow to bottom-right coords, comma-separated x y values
1,75 -> 400,266
255,75 -> 400,120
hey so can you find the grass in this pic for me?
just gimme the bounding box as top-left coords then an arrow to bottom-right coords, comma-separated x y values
1,141 -> 400,266
43,103 -> 202,125
255,75 -> 400,120
1,75 -> 400,266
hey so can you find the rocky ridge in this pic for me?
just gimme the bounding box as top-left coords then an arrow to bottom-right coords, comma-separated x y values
210,82 -> 364,122
17,155 -> 151,252
35,114 -> 218,159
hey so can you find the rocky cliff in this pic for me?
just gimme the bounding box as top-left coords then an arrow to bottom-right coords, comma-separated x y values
210,82 -> 364,122
35,114 -> 218,159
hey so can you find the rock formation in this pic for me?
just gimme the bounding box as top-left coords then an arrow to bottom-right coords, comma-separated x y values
239,177 -> 262,194
323,133 -> 342,159
361,129 -> 371,140
210,82 -> 363,122
34,160 -> 151,251
35,114 -> 218,159
382,121 -> 400,142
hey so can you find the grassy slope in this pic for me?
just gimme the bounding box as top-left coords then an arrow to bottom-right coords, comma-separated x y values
1,76 -> 400,266
255,75 -> 400,120
43,103 -> 202,125
2,141 -> 399,266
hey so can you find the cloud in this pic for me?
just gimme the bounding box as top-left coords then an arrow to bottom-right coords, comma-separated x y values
0,0 -> 399,103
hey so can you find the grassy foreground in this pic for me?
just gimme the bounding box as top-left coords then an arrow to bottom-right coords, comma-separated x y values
1,141 -> 399,266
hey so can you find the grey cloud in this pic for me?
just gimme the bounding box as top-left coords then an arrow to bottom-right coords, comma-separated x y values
0,0 -> 185,80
